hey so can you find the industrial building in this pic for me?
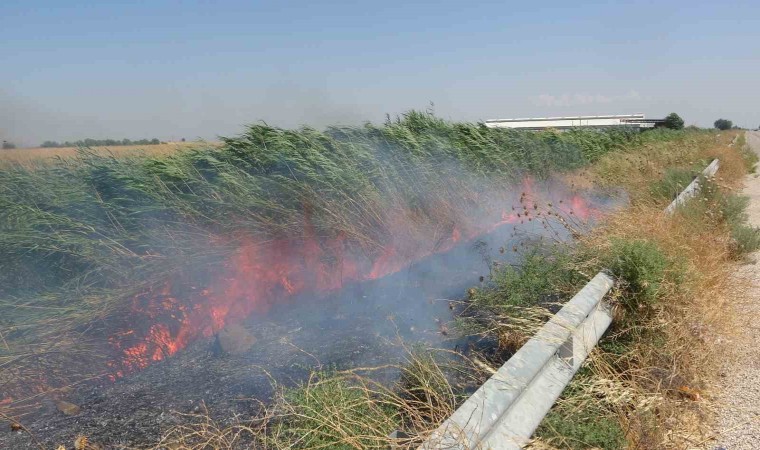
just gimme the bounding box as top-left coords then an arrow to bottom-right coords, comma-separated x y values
484,114 -> 665,130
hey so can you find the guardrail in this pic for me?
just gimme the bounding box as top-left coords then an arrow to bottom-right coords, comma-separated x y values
663,159 -> 720,214
420,158 -> 721,449
420,272 -> 614,449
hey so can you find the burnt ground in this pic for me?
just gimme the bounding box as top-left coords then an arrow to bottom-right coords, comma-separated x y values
0,190 -> 619,449
3,306 -> 404,449
2,230 -> 522,449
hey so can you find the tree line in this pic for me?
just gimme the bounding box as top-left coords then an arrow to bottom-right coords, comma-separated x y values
39,138 -> 163,148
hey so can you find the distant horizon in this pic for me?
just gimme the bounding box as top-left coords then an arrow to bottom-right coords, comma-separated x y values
3,110 -> 752,149
3,1 -> 759,146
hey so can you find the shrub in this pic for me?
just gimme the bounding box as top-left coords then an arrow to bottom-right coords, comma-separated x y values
692,179 -> 760,257
537,400 -> 626,450
470,249 -> 578,310
718,192 -> 750,225
663,113 -> 684,130
606,239 -> 668,308
714,119 -> 733,130
729,223 -> 760,255
719,193 -> 760,256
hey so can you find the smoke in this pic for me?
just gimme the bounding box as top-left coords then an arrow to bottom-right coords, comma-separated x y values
0,83 -> 374,147
105,159 -> 610,377
0,119 -> 623,433
0,91 -> 51,147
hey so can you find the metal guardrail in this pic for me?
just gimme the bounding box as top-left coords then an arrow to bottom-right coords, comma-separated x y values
420,158 -> 722,449
420,273 -> 614,450
663,159 -> 720,214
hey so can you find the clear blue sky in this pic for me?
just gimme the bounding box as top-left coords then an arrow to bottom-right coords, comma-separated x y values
2,1 -> 759,145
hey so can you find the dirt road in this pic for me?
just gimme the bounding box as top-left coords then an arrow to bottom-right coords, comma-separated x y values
711,131 -> 760,449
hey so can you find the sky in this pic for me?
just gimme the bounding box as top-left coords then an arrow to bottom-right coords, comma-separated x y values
1,0 -> 759,146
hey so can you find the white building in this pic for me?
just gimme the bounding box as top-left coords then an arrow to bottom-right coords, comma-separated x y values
484,114 -> 660,130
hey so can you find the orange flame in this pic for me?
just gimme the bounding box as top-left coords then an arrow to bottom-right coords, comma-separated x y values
108,178 -> 600,376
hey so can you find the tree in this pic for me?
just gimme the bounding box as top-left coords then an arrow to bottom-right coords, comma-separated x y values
663,112 -> 684,130
2,141 -> 16,149
714,119 -> 733,130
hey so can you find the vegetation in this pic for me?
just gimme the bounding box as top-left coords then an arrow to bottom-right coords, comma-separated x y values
150,349 -> 476,449
606,238 -> 669,308
2,141 -> 16,149
429,129 -> 751,448
40,137 -> 162,147
698,178 -> 760,256
714,118 -> 733,130
0,112 -> 731,448
143,125 -> 734,449
649,167 -> 696,201
531,130 -> 754,448
662,112 -> 684,130
536,371 -> 627,450
0,112 -> 664,306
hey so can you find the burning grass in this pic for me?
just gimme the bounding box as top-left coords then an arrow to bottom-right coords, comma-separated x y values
0,111 -> 725,448
137,130 -> 739,449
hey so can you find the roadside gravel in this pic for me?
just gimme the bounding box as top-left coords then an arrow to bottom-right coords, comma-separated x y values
711,131 -> 760,450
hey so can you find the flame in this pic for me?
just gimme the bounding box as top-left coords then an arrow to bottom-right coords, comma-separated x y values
451,226 -> 461,243
107,178 -> 601,376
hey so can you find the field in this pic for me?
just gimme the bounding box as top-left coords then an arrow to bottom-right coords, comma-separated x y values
1,112 -> 744,449
0,141 -> 217,166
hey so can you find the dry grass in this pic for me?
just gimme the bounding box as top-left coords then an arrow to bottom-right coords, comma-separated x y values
0,141 -> 219,166
1,126 -> 735,449
582,205 -> 735,448
533,130 -> 751,449
143,130 -> 746,450
144,349 -> 482,450
586,130 -> 740,201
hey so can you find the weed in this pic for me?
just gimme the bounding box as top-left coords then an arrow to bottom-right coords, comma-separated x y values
649,167 -> 695,202
536,403 -> 626,450
150,348 -> 467,450
458,248 -> 585,356
693,178 -> 760,257
269,373 -> 399,449
729,223 -> 760,255
606,239 -> 669,308
735,134 -> 758,172
398,350 -> 457,424
470,249 -> 578,310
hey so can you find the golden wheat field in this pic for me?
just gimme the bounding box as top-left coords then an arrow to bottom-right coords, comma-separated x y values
0,141 -> 219,166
